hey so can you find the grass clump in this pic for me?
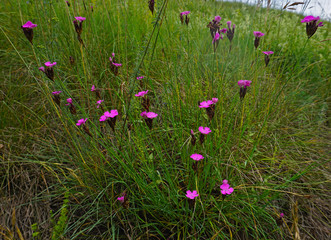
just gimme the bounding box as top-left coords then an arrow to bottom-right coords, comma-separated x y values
0,0 -> 330,239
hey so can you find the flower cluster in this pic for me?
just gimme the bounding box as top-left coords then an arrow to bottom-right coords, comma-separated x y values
199,98 -> 218,120
253,31 -> 265,49
100,110 -> 118,131
301,15 -> 323,38
180,11 -> 190,25
238,80 -> 252,100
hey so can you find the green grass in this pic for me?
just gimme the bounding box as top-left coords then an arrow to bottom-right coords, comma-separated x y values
0,0 -> 330,239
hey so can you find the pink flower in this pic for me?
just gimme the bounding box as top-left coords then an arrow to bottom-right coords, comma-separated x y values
76,118 -> 88,126
215,16 -> 221,23
190,154 -> 204,161
45,62 -> 57,67
220,28 -> 227,33
280,213 -> 284,218
66,98 -> 73,105
140,111 -> 158,119
52,91 -> 62,95
135,90 -> 149,97
212,98 -> 218,103
198,126 -> 211,135
21,21 -> 37,29
75,16 -> 86,22
96,100 -> 104,108
220,179 -> 234,195
186,190 -> 199,199
112,63 -> 122,67
91,85 -> 96,91
39,67 -> 45,72
227,21 -> 232,29
301,15 -> 320,23
199,100 -> 213,108
180,11 -> 190,16
100,110 -> 118,121
253,31 -> 265,38
318,22 -> 324,27
190,129 -> 194,135
238,80 -> 252,88
137,76 -> 144,80
112,53 -> 115,57
263,51 -> 274,55
117,196 -> 125,203
212,32 -> 220,44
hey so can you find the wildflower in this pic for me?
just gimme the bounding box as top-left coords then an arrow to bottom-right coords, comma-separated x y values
91,85 -> 96,92
137,76 -> 144,80
96,100 -> 104,109
141,111 -> 158,130
52,91 -> 62,106
280,213 -> 284,218
199,100 -> 213,108
66,1 -> 70,7
253,31 -> 265,49
180,11 -> 190,25
91,6 -> 93,12
226,21 -> 235,43
136,90 -> 150,110
148,0 -> 155,14
21,21 -> 37,44
207,16 -> 222,39
66,98 -> 76,114
277,212 -> 285,226
238,80 -> 252,100
186,190 -> 199,199
190,129 -> 196,146
212,32 -> 221,52
100,110 -> 118,131
73,17 -> 86,36
199,99 -> 217,120
220,179 -> 234,195
91,85 -> 101,99
39,62 -> 57,81
190,154 -> 204,161
109,56 -> 122,76
137,76 -> 144,88
263,51 -> 274,67
76,118 -> 87,126
301,15 -> 323,38
198,126 -> 211,144
117,192 -> 128,208
214,16 -> 221,23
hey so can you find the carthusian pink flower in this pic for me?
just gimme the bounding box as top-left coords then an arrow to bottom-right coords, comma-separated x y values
137,76 -> 144,80
190,129 -> 196,146
40,62 -> 56,81
301,15 -> 323,38
212,98 -> 218,103
52,91 -> 62,95
186,190 -> 199,199
226,21 -> 235,44
66,98 -> 72,105
135,90 -> 149,97
52,91 -> 61,106
45,62 -> 57,67
66,1 -> 70,7
277,212 -> 285,225
238,80 -> 252,100
253,31 -> 265,49
117,192 -> 128,208
21,21 -> 37,44
199,126 -> 211,135
100,110 -> 118,131
280,213 -> 284,218
96,100 -> 104,108
199,99 -> 217,120
190,154 -> 204,161
66,98 -> 76,114
91,85 -> 96,91
180,11 -> 190,25
263,51 -> 274,67
214,16 -> 221,23
199,100 -> 213,108
141,111 -> 158,129
76,118 -> 88,126
109,56 -> 122,75
75,17 -> 86,22
117,196 -> 125,203
220,179 -> 234,195
73,17 -> 86,38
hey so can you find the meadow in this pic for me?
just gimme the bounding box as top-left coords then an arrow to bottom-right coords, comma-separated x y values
0,0 -> 330,239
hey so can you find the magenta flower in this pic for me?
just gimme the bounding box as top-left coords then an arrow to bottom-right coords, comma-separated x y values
220,28 -> 227,33
76,118 -> 88,126
100,110 -> 118,121
112,63 -> 122,67
137,76 -> 144,80
253,31 -> 265,37
135,90 -> 149,97
117,196 -> 125,203
220,179 -> 234,195
91,85 -> 96,91
190,154 -> 204,161
180,11 -> 190,16
212,32 -> 220,44
66,1 -> 70,7
199,100 -> 213,108
263,51 -> 274,55
22,21 -> 37,29
39,67 -> 45,72
96,100 -> 104,108
226,21 -> 235,43
66,98 -> 73,105
238,80 -> 252,87
263,51 -> 274,67
253,31 -> 265,49
45,62 -> 57,67
198,126 -> 211,135
215,16 -> 221,23
212,98 -> 218,103
141,112 -> 158,129
280,213 -> 284,218
186,190 -> 199,199
52,91 -> 62,95
301,15 -> 324,38
180,11 -> 190,25
75,17 -> 86,22
21,21 -> 37,44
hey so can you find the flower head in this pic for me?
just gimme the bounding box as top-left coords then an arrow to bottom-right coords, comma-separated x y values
220,179 -> 234,195
52,91 -> 62,95
212,98 -> 218,103
186,190 -> 199,199
117,196 -> 125,203
190,129 -> 194,135
39,67 -> 45,72
280,213 -> 285,218
96,100 -> 104,108
199,100 -> 213,108
45,62 -> 57,67
75,16 -> 86,22
22,21 -> 37,29
66,98 -> 73,104
212,32 -> 220,44
220,28 -> 227,33
253,31 -> 265,38
301,15 -> 320,23
190,153 -> 204,161
141,111 -> 158,119
198,126 -> 211,135
214,15 -> 222,23
91,85 -> 96,91
318,22 -> 324,27
100,110 -> 118,121
263,51 -> 274,55
227,21 -> 232,29
135,90 -> 149,97
238,80 -> 252,87
112,63 -> 122,67
180,11 -> 190,16
76,118 -> 88,126
137,76 -> 144,80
